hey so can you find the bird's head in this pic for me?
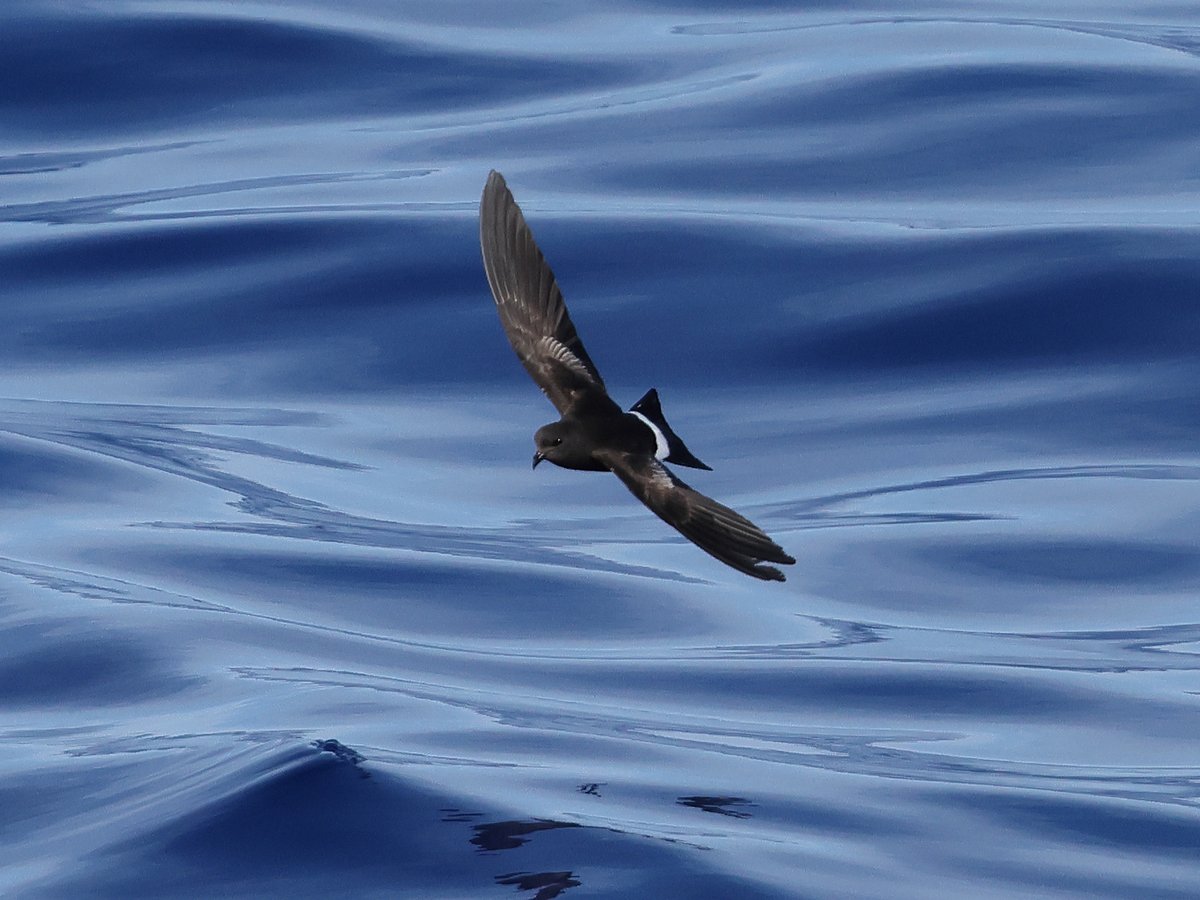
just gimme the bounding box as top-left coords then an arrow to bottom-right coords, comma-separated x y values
532,421 -> 593,470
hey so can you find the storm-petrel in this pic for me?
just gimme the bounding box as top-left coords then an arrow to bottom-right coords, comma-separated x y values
480,171 -> 795,581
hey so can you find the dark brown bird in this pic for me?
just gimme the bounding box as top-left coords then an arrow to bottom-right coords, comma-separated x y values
480,170 -> 794,581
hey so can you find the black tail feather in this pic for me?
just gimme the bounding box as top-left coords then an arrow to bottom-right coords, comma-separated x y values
631,389 -> 712,471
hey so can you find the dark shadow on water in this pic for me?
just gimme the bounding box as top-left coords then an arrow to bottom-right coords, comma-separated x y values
36,745 -> 491,897
0,140 -> 206,175
0,621 -> 200,707
0,434 -> 151,504
677,796 -> 756,819
496,870 -> 581,900
469,818 -> 582,853
312,738 -> 369,777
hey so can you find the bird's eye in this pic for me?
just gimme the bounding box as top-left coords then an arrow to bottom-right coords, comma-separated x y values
553,437 -> 563,446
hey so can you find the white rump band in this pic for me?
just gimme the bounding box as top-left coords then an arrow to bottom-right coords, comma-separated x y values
631,411 -> 669,460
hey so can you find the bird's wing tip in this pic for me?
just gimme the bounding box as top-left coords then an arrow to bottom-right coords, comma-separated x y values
754,564 -> 787,582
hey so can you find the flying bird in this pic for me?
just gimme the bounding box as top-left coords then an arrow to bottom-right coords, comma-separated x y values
480,170 -> 795,581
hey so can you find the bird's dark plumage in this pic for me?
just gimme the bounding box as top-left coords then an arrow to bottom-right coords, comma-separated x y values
480,170 -> 794,581
480,170 -> 616,419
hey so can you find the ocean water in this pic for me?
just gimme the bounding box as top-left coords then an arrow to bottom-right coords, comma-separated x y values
3,2 -> 1200,897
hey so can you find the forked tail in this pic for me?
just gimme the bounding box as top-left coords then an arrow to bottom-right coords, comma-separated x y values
630,389 -> 712,470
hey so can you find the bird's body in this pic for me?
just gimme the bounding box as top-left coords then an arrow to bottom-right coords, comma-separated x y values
534,411 -> 651,473
480,170 -> 795,581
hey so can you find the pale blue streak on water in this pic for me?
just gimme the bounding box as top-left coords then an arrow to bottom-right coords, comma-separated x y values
2,1 -> 1200,897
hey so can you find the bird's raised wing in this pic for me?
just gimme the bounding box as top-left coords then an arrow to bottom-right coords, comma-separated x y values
598,450 -> 795,581
480,171 -> 613,416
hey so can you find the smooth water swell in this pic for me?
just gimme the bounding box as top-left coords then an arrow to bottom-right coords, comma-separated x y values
3,2 -> 1200,898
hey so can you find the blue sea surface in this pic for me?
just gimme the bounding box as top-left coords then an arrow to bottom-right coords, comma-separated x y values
3,2 -> 1200,897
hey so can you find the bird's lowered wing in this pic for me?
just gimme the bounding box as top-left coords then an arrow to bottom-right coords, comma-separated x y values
598,450 -> 795,581
480,170 -> 614,417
